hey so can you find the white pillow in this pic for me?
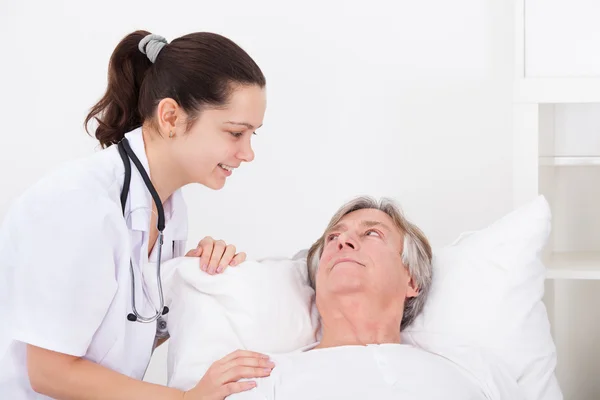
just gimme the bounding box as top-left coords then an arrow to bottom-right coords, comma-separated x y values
162,255 -> 320,391
402,195 -> 561,400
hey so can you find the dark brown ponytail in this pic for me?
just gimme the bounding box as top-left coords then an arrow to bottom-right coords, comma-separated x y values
85,30 -> 266,148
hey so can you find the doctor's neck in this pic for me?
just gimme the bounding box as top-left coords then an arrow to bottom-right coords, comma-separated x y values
141,125 -> 184,204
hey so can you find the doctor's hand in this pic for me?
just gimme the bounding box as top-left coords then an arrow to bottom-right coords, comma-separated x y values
186,236 -> 247,275
183,349 -> 274,400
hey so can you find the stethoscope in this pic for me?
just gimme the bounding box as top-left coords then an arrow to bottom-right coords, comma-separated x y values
117,138 -> 169,337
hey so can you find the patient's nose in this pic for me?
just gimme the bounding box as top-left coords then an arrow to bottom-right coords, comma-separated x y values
337,232 -> 357,250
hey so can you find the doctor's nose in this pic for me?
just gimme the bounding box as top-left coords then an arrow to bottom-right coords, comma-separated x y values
237,140 -> 255,163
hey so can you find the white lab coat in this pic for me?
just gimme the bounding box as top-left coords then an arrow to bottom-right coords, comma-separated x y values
0,128 -> 188,399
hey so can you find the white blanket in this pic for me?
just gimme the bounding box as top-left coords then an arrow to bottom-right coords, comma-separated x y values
227,342 -> 523,400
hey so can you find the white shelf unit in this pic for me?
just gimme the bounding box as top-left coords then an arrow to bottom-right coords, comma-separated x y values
513,2 -> 600,399
539,156 -> 600,167
515,78 -> 600,104
515,102 -> 600,400
545,252 -> 600,280
513,0 -> 600,104
537,103 -> 600,281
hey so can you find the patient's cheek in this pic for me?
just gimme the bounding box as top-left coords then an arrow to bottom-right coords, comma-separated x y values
320,250 -> 335,266
317,256 -> 334,275
317,254 -> 327,267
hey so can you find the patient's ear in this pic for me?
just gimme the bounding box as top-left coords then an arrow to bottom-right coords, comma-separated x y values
405,276 -> 419,298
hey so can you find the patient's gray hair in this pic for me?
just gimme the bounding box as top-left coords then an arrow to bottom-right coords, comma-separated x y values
307,196 -> 433,331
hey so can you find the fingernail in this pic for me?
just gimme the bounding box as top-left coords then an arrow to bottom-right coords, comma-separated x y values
217,266 -> 224,273
201,264 -> 207,271
264,368 -> 272,374
267,361 -> 275,368
230,261 -> 237,266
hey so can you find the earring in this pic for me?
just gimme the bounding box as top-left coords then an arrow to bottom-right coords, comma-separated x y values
169,130 -> 175,138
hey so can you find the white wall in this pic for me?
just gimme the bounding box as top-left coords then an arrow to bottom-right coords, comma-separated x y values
0,0 -> 516,386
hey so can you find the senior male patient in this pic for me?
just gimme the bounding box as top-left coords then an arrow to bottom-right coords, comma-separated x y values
228,196 -> 490,400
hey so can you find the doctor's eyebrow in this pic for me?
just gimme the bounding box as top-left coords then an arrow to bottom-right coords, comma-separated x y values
225,121 -> 263,130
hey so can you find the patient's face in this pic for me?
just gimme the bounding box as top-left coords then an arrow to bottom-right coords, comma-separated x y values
316,209 -> 418,308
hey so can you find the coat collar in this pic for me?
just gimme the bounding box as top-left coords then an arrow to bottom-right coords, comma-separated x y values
121,128 -> 188,241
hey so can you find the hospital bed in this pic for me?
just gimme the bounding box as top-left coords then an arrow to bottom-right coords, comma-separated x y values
160,196 -> 561,400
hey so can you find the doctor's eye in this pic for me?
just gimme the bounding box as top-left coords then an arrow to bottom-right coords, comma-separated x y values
229,131 -> 244,138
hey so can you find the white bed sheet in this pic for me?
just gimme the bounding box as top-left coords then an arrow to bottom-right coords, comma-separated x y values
226,341 -> 524,400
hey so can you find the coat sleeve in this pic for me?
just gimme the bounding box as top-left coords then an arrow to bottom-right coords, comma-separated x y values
7,188 -> 120,357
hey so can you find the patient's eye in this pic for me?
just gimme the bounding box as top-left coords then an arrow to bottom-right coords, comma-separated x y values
326,233 -> 339,242
365,229 -> 381,238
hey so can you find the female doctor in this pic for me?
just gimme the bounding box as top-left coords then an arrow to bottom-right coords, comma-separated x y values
0,31 -> 274,399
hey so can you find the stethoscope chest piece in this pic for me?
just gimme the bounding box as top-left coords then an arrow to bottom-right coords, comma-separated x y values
156,315 -> 169,339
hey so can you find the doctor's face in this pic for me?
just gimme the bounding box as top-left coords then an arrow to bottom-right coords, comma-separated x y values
316,209 -> 418,312
171,84 -> 266,190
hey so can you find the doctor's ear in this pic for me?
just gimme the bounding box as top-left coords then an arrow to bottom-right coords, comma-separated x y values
156,98 -> 185,136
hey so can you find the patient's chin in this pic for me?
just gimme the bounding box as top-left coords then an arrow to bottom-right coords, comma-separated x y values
327,265 -> 366,293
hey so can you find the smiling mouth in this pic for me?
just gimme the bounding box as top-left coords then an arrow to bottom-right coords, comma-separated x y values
218,163 -> 236,172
